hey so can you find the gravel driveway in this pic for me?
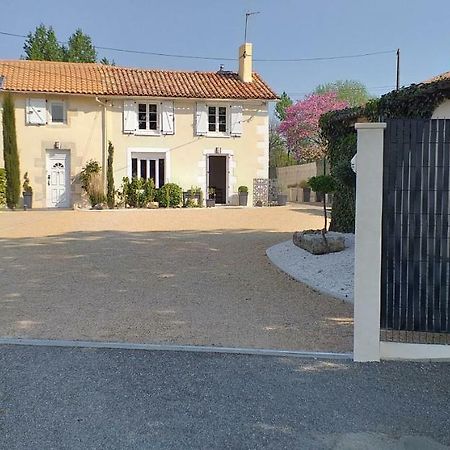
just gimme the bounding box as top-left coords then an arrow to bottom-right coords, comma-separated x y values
0,205 -> 353,352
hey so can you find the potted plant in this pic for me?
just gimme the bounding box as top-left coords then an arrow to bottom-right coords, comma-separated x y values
277,184 -> 288,206
299,179 -> 311,202
22,172 -> 33,209
238,185 -> 248,206
206,187 -> 216,207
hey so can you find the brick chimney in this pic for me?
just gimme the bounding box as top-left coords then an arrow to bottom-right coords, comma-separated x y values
238,43 -> 253,83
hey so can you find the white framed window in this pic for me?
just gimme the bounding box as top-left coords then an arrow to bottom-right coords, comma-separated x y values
196,103 -> 242,137
130,155 -> 165,188
137,102 -> 159,134
49,100 -> 66,124
123,100 -> 174,135
208,105 -> 228,134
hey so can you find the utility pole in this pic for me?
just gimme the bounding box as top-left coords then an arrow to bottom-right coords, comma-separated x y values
396,49 -> 400,90
244,11 -> 260,42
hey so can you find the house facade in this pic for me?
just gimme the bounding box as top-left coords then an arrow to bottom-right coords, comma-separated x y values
0,43 -> 277,208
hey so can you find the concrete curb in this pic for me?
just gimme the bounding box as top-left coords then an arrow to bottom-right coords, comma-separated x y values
0,338 -> 353,360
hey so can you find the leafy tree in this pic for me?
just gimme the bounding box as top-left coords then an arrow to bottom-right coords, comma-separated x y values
275,91 -> 293,121
2,94 -> 21,208
23,24 -> 64,61
106,141 -> 115,208
278,92 -> 349,162
23,25 -> 112,64
314,80 -> 370,107
64,29 -> 97,63
269,126 -> 296,177
100,57 -> 116,66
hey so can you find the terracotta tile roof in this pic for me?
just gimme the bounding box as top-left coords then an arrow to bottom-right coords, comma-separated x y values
0,60 -> 277,100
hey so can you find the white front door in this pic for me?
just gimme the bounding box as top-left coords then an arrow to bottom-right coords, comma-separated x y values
46,151 -> 70,207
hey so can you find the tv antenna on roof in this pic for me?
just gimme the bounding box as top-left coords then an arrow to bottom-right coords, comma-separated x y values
244,11 -> 260,42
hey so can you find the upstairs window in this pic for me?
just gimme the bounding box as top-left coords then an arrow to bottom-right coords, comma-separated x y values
49,101 -> 65,124
208,106 -> 227,133
138,103 -> 158,131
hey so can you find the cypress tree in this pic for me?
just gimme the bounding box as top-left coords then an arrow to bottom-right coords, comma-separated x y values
2,93 -> 20,209
106,141 -> 115,208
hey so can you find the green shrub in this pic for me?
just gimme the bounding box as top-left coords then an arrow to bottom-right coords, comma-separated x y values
187,186 -> 203,207
238,185 -> 248,193
80,160 -> 101,192
156,183 -> 182,208
2,93 -> 20,209
0,168 -> 6,206
121,177 -> 155,208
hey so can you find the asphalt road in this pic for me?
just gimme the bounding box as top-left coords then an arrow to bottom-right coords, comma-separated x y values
0,345 -> 449,449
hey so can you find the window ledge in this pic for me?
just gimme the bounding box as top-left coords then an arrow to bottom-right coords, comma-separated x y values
134,130 -> 161,136
205,133 -> 231,138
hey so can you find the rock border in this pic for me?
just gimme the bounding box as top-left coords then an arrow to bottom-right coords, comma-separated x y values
266,234 -> 355,303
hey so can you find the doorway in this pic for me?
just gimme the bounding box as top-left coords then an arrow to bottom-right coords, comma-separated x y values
208,155 -> 227,204
46,150 -> 70,208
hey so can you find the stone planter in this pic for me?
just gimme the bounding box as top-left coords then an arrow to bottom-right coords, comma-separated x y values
23,192 -> 33,209
206,198 -> 215,208
315,192 -> 323,203
287,188 -> 296,202
277,193 -> 288,206
238,192 -> 248,206
302,188 -> 311,203
293,230 -> 345,255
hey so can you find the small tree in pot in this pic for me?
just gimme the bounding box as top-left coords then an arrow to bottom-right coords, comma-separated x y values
206,187 -> 216,207
22,172 -> 33,209
307,175 -> 336,232
238,185 -> 248,206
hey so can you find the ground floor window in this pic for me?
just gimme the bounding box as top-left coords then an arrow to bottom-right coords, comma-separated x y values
131,157 -> 165,188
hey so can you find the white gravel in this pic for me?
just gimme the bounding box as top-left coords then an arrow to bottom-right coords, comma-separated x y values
266,234 -> 355,303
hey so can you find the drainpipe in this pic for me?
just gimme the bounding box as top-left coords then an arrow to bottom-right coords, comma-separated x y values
95,97 -> 108,186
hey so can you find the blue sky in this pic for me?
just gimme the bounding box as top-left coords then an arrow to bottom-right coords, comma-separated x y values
0,0 -> 449,101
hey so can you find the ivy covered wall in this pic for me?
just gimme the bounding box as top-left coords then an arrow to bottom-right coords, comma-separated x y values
320,79 -> 450,232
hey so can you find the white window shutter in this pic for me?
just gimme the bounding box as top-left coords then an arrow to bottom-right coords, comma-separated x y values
230,105 -> 243,136
196,102 -> 208,135
123,100 -> 137,133
26,99 -> 47,125
161,101 -> 174,135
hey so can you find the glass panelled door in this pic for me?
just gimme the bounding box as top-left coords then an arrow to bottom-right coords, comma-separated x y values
131,156 -> 165,188
46,151 -> 70,207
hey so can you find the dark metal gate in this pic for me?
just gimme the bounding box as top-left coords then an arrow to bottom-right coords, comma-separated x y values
381,119 -> 450,343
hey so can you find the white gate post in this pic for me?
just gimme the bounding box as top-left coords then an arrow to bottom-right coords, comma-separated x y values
353,122 -> 386,362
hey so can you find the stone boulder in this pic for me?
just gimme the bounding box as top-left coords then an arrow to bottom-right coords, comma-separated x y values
293,230 -> 345,255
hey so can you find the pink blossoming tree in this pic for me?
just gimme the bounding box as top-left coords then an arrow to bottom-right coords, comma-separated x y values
278,92 -> 349,161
